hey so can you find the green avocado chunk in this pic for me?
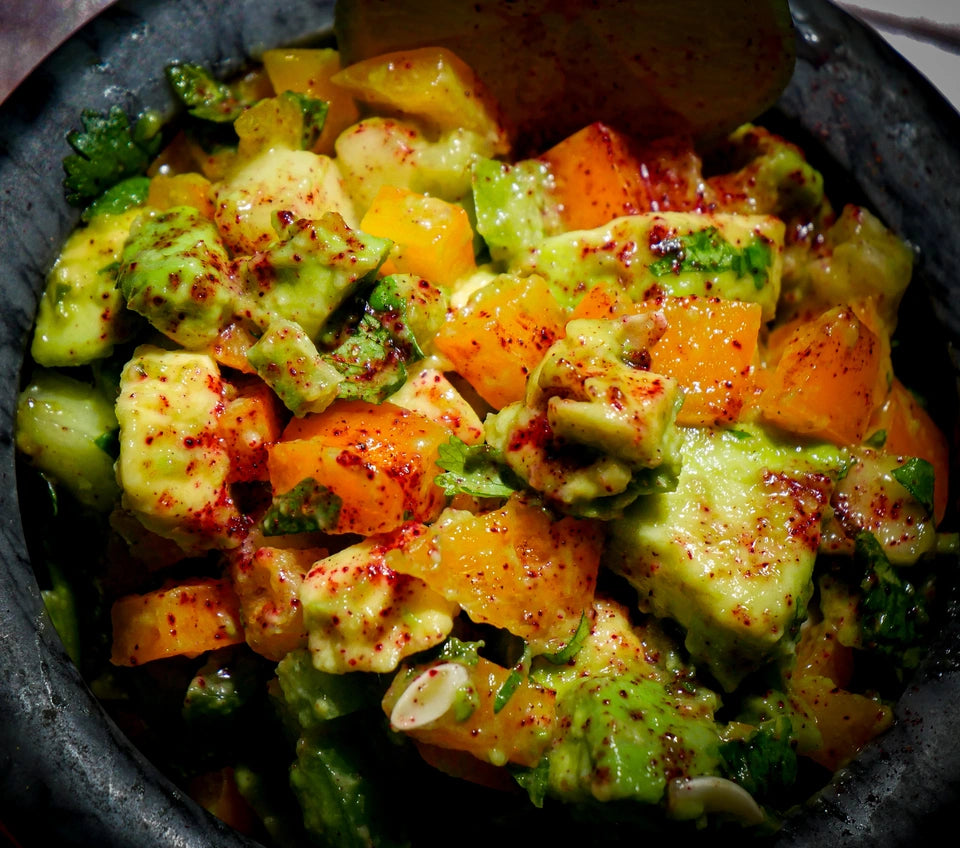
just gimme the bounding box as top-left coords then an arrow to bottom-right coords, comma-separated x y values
240,211 -> 392,339
32,208 -> 141,366
526,598 -> 723,808
486,315 -> 683,518
512,211 -> 784,318
117,206 -> 241,348
247,319 -> 344,416
547,675 -> 721,805
15,369 -> 121,512
605,424 -> 845,691
472,157 -> 560,264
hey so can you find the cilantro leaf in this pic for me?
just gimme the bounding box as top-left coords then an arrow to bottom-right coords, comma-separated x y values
322,313 -> 408,403
718,716 -> 798,802
856,531 -> 931,668
864,429 -> 887,449
262,478 -> 342,536
280,91 -> 330,150
63,106 -> 163,206
318,279 -> 428,404
165,63 -> 247,122
80,175 -> 150,222
891,456 -> 936,516
649,227 -> 772,289
434,437 -> 523,499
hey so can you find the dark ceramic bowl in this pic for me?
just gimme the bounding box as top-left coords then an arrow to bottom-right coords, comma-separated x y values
1,1 -> 958,846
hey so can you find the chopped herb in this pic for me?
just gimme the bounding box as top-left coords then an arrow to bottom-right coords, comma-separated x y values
493,669 -> 523,713
511,757 -> 551,808
280,91 -> 330,150
864,429 -> 887,449
94,427 -> 120,459
436,637 -> 484,667
891,457 -> 935,516
718,716 -> 798,802
165,63 -> 247,122
80,175 -> 151,222
540,612 -> 589,664
262,478 -> 342,536
649,227 -> 771,289
322,313 -> 408,403
856,531 -> 931,668
63,106 -> 163,206
434,437 -> 523,499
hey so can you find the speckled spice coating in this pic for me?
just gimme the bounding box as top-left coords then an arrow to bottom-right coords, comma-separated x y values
0,1 -> 958,846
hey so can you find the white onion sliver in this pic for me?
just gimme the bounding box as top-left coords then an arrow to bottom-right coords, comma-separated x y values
667,775 -> 765,825
389,662 -> 471,730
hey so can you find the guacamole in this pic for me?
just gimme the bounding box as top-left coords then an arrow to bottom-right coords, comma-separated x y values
14,24 -> 954,848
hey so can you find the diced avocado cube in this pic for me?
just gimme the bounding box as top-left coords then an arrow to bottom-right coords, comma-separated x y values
16,369 -> 121,511
513,211 -> 784,319
117,206 -> 242,349
246,319 -> 343,416
31,208 -> 141,366
544,675 -> 722,804
240,211 -> 391,339
116,345 -> 241,552
605,424 -> 845,690
472,157 -> 560,264
486,316 -> 682,518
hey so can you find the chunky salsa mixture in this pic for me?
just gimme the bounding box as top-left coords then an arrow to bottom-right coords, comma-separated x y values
14,34 -> 956,848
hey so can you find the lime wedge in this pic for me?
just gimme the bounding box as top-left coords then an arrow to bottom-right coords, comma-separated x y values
334,0 -> 796,151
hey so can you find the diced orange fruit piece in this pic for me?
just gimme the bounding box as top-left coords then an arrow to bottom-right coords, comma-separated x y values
110,578 -> 244,666
332,46 -> 508,154
540,122 -> 648,231
230,544 -> 324,661
382,655 -> 555,767
234,95 -> 304,159
388,496 -> 601,646
147,172 -> 215,218
868,377 -> 951,524
268,400 -> 448,535
632,135 -> 705,212
360,186 -> 476,286
760,301 -> 890,445
567,282 -> 634,322
414,742 -> 521,792
261,47 -> 361,155
434,274 -> 565,410
792,619 -> 854,690
189,768 -> 258,836
791,675 -> 893,772
220,377 -> 285,484
638,295 -> 764,426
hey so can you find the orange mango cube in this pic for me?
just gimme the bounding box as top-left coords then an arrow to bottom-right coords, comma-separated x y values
360,186 -> 476,286
382,655 -> 555,767
434,274 -> 565,410
388,496 -> 602,647
110,578 -> 244,666
540,122 -> 649,231
868,377 -> 951,524
261,47 -> 361,155
760,301 -> 890,445
641,296 -> 764,427
332,46 -> 508,154
268,400 -> 449,535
